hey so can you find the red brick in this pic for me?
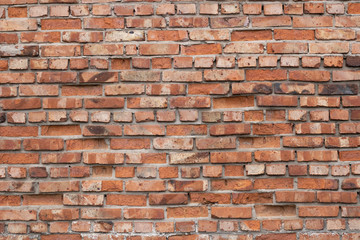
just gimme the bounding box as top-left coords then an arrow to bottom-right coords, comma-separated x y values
299,206 -> 339,217
149,193 -> 187,205
39,208 -> 79,220
196,137 -> 236,150
168,180 -> 207,192
89,59 -> 108,69
126,180 -> 165,192
293,16 -> 332,28
317,191 -> 357,203
316,29 -> 355,40
211,16 -> 248,28
0,73 -> 34,84
167,206 -> 208,218
342,207 -> 360,217
124,208 -> 164,219
276,191 -> 316,203
140,44 -> 179,55
224,43 -> 264,54
0,33 -> 18,44
156,4 -> 175,15
111,139 -> 150,150
163,71 -> 202,82
41,45 -> 80,57
0,140 -> 19,151
231,30 -> 272,41
84,97 -> 124,109
19,85 -> 58,96
254,178 -> 293,189
148,30 -> 188,41
39,181 -> 79,193
304,3 -> 324,14
258,96 -> 297,107
84,44 -> 123,55
348,3 -> 360,14
0,127 -> 38,137
127,17 -> 166,28
84,18 -> 124,29
153,57 -> 172,69
2,98 -> 41,110
190,193 -> 230,204
310,42 -> 349,54
343,96 -> 360,107
42,153 -> 81,164
268,42 -> 308,54
0,19 -> 37,31
298,178 -> 338,190
212,179 -> 252,191
41,125 -> 81,136
62,86 -> 102,96
0,195 -> 21,206
121,71 -> 160,82
210,124 -> 250,136
255,205 -> 296,217
89,5 -> 109,16
41,234 -> 81,240
41,19 -> 81,30
182,44 -> 222,55
190,29 -> 229,41
256,234 -> 296,240
37,72 -> 77,83
170,97 -> 210,108
0,210 -> 37,221
169,16 -> 206,27
211,152 -> 251,163
211,207 -> 252,219
24,138 -> 64,151
81,208 -> 122,220
0,181 -> 34,192
252,16 -> 291,27
81,180 -> 122,192
167,125 -> 207,136
204,70 -> 244,81
21,32 -> 61,43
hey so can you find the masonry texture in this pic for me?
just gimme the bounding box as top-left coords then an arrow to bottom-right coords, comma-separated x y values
0,0 -> 360,239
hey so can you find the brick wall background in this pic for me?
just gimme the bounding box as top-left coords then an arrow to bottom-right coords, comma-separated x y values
0,0 -> 360,239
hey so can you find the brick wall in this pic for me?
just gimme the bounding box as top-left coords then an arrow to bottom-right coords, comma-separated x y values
0,0 -> 360,239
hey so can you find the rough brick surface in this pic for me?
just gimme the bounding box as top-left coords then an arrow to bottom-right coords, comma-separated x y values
0,0 -> 359,239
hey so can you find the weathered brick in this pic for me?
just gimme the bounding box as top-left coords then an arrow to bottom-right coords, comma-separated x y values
41,19 -> 81,30
252,16 -> 291,27
299,206 -> 339,217
293,16 -> 332,28
182,44 -> 222,55
124,208 -> 164,220
316,29 -> 355,40
190,30 -> 229,41
0,210 -> 37,221
247,69 -> 286,81
267,42 -> 308,54
140,44 -> 179,55
204,70 -> 244,81
0,19 -> 37,31
224,43 -> 264,54
81,208 -> 122,220
84,44 -> 123,55
309,42 -> 349,54
211,207 -> 252,219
